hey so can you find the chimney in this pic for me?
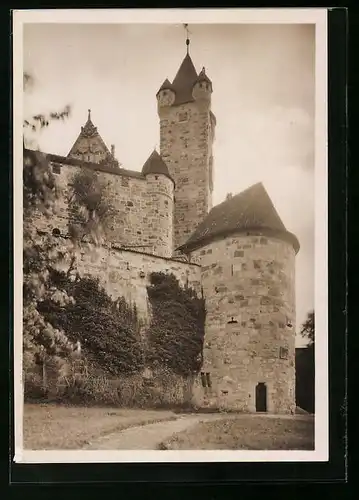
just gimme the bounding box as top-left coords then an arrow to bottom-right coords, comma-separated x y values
111,144 -> 115,158
226,192 -> 233,200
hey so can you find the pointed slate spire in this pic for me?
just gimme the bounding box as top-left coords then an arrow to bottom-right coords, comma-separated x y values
142,149 -> 174,184
178,182 -> 299,253
171,53 -> 198,105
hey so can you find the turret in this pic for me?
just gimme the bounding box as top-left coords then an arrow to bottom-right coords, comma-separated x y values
156,79 -> 175,112
192,67 -> 213,102
180,183 -> 299,414
142,150 -> 174,257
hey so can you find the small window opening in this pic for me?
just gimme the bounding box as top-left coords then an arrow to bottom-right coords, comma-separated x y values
200,372 -> 212,388
52,228 -> 61,237
178,112 -> 188,122
52,164 -> 61,174
279,347 -> 289,359
227,317 -> 238,324
155,175 -> 158,180
231,264 -> 234,276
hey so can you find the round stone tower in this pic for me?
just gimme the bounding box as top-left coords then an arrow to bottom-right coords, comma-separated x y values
179,183 -> 300,414
142,149 -> 174,258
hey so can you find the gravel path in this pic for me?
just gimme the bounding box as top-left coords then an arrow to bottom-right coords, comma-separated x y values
82,414 -> 222,450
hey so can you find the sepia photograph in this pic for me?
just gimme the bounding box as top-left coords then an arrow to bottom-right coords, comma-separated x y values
13,9 -> 328,463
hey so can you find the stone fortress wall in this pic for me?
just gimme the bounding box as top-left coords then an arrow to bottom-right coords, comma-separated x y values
51,236 -> 201,323
31,154 -> 174,259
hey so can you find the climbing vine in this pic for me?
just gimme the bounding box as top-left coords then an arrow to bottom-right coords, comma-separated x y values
146,272 -> 206,377
38,272 -> 144,376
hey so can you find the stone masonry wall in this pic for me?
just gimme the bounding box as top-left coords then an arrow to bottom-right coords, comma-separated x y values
159,101 -> 213,252
55,237 -> 201,323
190,232 -> 296,414
30,159 -> 174,258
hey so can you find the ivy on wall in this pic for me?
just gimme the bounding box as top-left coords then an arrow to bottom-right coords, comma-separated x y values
146,272 -> 206,377
38,271 -> 144,376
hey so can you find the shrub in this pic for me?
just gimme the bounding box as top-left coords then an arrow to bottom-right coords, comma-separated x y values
146,272 -> 206,378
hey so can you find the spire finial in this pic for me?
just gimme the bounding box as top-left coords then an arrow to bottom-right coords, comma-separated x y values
88,109 -> 91,121
184,24 -> 190,54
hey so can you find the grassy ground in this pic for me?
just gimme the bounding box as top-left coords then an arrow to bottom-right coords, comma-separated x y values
23,403 -> 176,450
159,414 -> 315,450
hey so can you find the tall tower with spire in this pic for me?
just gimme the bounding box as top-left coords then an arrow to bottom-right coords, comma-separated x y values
156,30 -> 216,254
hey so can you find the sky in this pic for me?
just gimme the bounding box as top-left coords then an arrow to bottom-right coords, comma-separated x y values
23,23 -> 315,346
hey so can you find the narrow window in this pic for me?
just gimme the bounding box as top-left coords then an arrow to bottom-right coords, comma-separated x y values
52,164 -> 61,174
231,264 -> 234,276
279,347 -> 289,359
205,372 -> 212,388
200,372 -> 207,388
178,111 -> 188,122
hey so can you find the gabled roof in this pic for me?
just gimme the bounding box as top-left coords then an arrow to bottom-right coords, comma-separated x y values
171,53 -> 199,105
67,110 -> 112,162
178,182 -> 299,253
141,150 -> 174,184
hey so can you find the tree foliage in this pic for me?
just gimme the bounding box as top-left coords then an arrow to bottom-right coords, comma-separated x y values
300,310 -> 315,347
22,71 -> 76,381
296,310 -> 315,413
146,272 -> 206,377
68,168 -> 116,243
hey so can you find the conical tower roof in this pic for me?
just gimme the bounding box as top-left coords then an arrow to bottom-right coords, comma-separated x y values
178,182 -> 299,253
141,149 -> 174,184
171,53 -> 198,105
156,78 -> 174,96
197,66 -> 212,85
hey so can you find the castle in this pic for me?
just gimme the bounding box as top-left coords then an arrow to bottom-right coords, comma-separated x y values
28,41 -> 300,414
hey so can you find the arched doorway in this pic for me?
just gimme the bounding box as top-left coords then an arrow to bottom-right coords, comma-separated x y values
255,382 -> 267,412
